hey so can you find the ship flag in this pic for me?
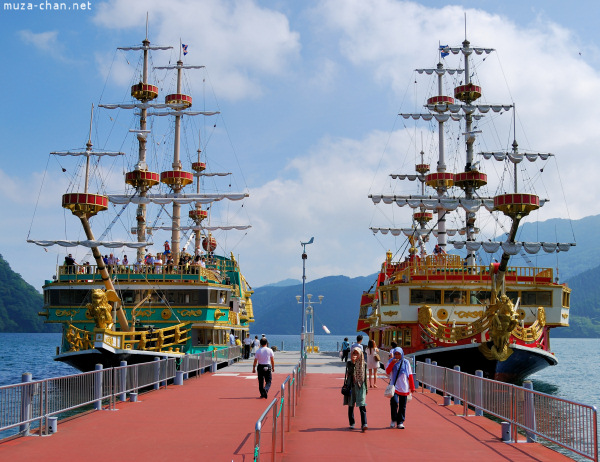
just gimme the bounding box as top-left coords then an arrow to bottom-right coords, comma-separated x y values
182,43 -> 188,55
439,45 -> 449,57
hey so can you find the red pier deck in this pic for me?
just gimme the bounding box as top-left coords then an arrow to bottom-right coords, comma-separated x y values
0,362 -> 571,461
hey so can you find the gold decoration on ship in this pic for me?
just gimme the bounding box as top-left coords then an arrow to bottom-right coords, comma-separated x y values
65,324 -> 93,352
161,309 -> 172,320
383,310 -> 399,317
214,309 -> 226,320
479,295 -> 519,361
56,309 -> 79,317
85,289 -> 114,329
436,308 -> 448,320
135,309 -> 156,318
456,310 -> 484,319
177,309 -> 203,317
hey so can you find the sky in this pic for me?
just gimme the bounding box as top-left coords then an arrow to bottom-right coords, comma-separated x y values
1,0 -> 600,292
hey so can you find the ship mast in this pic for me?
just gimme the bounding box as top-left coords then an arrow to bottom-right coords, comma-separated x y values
59,105 -> 131,331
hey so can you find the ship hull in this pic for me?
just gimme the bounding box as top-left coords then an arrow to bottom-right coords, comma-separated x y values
55,348 -> 185,372
410,343 -> 557,383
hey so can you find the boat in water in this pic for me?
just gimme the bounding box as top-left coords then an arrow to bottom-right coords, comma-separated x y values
29,31 -> 254,371
358,34 -> 575,382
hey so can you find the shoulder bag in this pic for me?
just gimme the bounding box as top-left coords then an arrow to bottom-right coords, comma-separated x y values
341,364 -> 352,396
384,360 -> 403,398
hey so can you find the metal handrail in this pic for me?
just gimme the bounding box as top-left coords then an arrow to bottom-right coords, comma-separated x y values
0,346 -> 242,441
415,361 -> 598,462
253,353 -> 306,462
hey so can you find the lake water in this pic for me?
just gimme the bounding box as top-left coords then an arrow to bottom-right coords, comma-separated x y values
2,333 -> 597,412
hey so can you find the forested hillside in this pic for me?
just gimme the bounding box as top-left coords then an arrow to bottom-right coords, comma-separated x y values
0,254 -> 58,333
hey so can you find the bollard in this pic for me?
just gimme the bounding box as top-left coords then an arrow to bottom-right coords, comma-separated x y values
501,421 -> 511,442
475,370 -> 483,416
94,364 -> 103,410
443,395 -> 452,406
174,370 -> 184,386
153,357 -> 160,390
119,361 -> 127,402
453,366 -> 462,405
523,381 -> 537,442
48,416 -> 58,434
130,392 -> 138,402
210,359 -> 217,373
19,372 -> 33,434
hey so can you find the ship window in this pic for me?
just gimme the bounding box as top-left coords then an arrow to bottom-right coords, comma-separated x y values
410,289 -> 441,304
121,290 -> 135,304
443,290 -> 466,305
391,289 -> 398,304
57,290 -> 89,306
209,290 -> 218,304
521,291 -> 552,306
505,291 -> 519,304
470,290 -> 490,305
403,328 -> 411,347
358,305 -> 369,319
562,291 -> 570,308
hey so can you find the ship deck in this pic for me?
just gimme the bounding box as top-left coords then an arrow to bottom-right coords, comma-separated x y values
0,352 -> 571,461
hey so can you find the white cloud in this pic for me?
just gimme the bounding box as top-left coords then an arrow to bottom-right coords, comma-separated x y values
18,30 -> 69,61
93,0 -> 301,100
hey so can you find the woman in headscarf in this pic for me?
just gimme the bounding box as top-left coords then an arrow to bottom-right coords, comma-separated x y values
385,347 -> 416,429
343,346 -> 368,431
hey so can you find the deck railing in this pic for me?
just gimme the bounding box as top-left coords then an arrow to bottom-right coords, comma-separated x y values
415,361 -> 598,462
0,346 -> 241,441
253,353 -> 307,462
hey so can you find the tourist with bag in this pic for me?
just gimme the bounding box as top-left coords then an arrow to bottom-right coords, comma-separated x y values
385,347 -> 416,429
365,339 -> 380,388
342,347 -> 368,431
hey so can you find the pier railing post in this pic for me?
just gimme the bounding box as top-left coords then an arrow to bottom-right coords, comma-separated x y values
153,357 -> 160,390
453,366 -> 462,405
474,370 -> 483,416
94,364 -> 103,410
183,354 -> 189,380
119,361 -> 127,402
271,399 -> 277,462
280,383 -> 285,453
425,358 -> 432,392
523,381 -> 537,442
19,372 -> 32,435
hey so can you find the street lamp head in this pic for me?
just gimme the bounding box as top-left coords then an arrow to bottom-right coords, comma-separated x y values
307,294 -> 312,300
295,295 -> 301,302
318,295 -> 324,302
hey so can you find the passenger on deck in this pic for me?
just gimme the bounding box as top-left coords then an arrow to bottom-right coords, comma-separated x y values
386,347 -> 416,429
434,244 -> 446,255
343,347 -> 368,431
64,254 -> 76,274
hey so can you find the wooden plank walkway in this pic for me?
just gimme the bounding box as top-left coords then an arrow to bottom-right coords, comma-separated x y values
0,353 -> 572,461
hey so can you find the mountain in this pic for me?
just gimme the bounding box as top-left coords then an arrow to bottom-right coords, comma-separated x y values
559,264 -> 600,337
259,278 -> 302,288
250,274 -> 378,336
0,254 -> 59,333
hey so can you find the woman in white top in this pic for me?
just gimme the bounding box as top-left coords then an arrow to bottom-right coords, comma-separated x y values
365,339 -> 380,388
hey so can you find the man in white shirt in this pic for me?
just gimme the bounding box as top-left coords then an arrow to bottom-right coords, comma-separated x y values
243,333 -> 253,359
229,330 -> 236,346
252,338 -> 275,398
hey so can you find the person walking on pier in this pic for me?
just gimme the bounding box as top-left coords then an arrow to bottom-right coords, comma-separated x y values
343,347 -> 368,432
252,338 -> 275,399
385,347 -> 416,429
366,339 -> 380,388
340,337 -> 350,362
243,333 -> 252,359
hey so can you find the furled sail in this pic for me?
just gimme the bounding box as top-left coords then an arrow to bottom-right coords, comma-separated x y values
479,152 -> 553,163
448,241 -> 575,254
27,240 -> 151,248
108,193 -> 248,205
370,195 -> 548,212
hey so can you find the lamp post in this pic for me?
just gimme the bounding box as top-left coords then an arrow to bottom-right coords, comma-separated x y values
299,237 -> 314,357
296,293 -> 324,353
